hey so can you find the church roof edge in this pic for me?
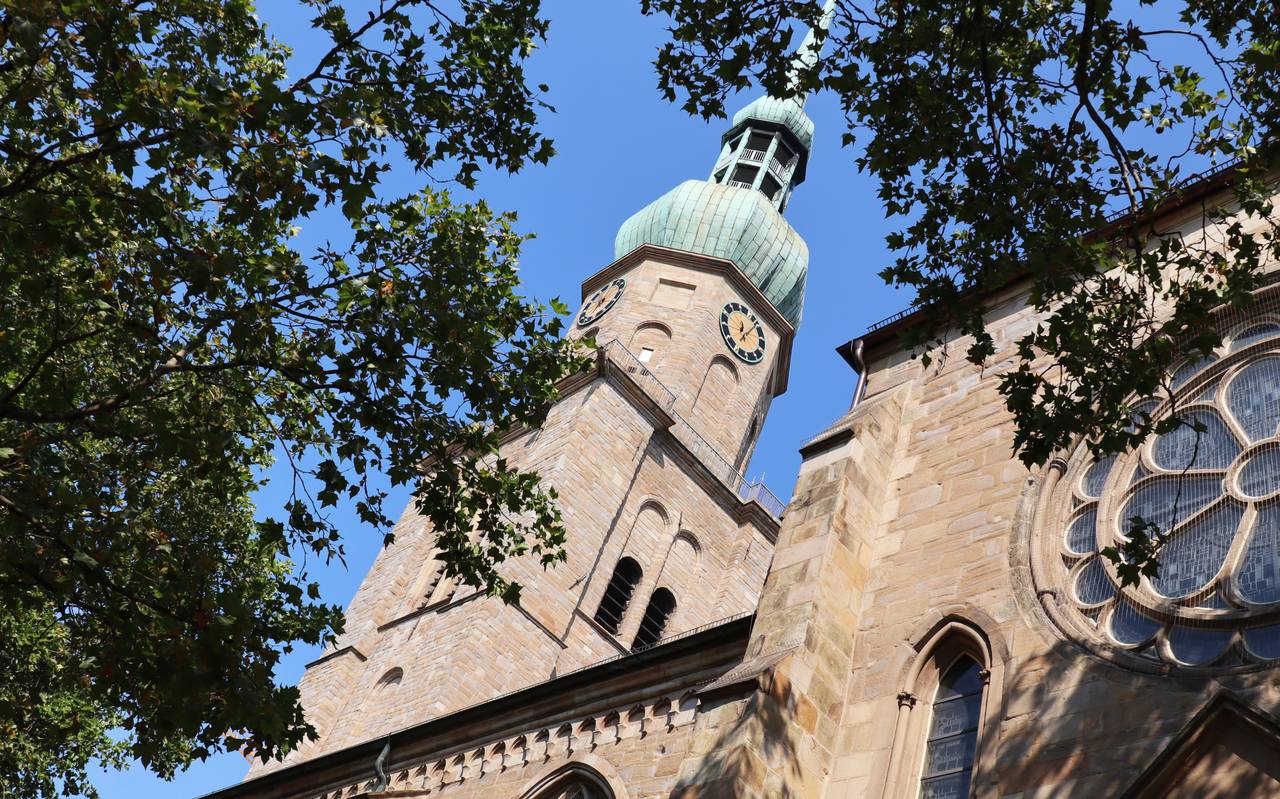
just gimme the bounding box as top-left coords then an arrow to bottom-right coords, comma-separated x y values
839,157 -> 1257,367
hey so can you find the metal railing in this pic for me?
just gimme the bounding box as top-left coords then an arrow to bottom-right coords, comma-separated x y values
1100,153 -> 1248,226
865,304 -> 921,335
600,340 -> 787,519
768,155 -> 796,180
740,148 -> 767,163
603,339 -> 677,410
727,179 -> 755,190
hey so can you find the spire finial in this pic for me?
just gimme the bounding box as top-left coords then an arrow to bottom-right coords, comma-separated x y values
788,0 -> 836,107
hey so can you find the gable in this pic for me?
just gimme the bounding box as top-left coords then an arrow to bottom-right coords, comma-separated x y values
1123,691 -> 1280,799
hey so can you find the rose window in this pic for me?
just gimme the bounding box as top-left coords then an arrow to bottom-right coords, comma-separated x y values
1039,319 -> 1280,671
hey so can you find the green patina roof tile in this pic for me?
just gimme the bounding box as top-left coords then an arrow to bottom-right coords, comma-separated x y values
615,180 -> 809,327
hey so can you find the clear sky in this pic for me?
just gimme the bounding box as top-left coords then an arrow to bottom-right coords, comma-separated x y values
85,2 -> 906,796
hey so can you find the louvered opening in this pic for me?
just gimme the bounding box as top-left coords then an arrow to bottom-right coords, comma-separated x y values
630,588 -> 677,651
593,558 -> 642,634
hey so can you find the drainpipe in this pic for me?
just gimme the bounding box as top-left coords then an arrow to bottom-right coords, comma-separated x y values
372,738 -> 390,793
848,338 -> 868,409
835,337 -> 869,409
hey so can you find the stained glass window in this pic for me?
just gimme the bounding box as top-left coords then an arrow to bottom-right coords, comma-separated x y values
1046,319 -> 1280,672
1238,506 -> 1280,604
1075,558 -> 1116,605
1065,507 -> 1098,554
1171,354 -> 1219,388
1108,603 -> 1160,646
1120,475 -> 1220,536
1151,409 -> 1239,471
1167,626 -> 1232,666
1082,455 -> 1116,498
1245,625 -> 1280,660
1238,448 -> 1280,498
1227,357 -> 1280,442
919,657 -> 984,799
1150,501 -> 1242,598
1231,324 -> 1280,351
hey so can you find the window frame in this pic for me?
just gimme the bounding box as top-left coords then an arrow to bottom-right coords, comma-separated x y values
917,655 -> 984,798
881,619 -> 1002,799
593,557 -> 643,635
630,587 -> 677,652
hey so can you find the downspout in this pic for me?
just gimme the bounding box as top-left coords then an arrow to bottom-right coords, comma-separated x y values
848,337 -> 868,410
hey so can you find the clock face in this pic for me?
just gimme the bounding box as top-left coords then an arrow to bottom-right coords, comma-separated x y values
720,302 -> 767,364
577,278 -> 626,327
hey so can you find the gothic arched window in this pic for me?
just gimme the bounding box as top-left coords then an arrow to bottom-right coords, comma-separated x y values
919,656 -> 984,799
630,588 -> 676,651
882,620 -> 999,799
593,558 -> 642,634
522,764 -> 616,799
629,322 -> 671,368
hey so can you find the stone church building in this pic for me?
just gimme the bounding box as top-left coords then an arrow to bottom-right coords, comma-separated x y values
203,15 -> 1280,799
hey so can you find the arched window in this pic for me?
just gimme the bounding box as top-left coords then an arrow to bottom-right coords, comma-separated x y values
522,765 -> 616,799
375,667 -> 403,692
693,356 -> 739,414
884,618 -> 1000,799
593,558 -> 642,634
629,322 -> 672,368
919,656 -> 984,799
630,588 -> 676,651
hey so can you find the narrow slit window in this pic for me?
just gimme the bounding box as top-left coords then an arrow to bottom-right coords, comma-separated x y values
630,588 -> 676,651
594,558 -> 642,634
919,656 -> 984,799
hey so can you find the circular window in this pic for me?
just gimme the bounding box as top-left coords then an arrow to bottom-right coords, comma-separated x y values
1036,319 -> 1280,671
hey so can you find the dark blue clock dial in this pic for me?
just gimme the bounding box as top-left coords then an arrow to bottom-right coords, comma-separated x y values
577,278 -> 627,326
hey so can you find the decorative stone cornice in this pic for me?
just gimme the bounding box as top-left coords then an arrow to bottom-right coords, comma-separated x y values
305,645 -> 367,669
200,615 -> 754,799
333,691 -> 702,798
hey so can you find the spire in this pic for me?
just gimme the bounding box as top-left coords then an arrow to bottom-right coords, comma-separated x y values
613,2 -> 833,328
710,0 -> 834,213
788,0 -> 837,108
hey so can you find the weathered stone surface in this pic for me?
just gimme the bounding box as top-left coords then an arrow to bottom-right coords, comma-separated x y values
222,176 -> 1280,799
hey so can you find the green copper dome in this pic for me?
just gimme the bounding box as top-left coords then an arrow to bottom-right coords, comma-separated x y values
614,179 -> 808,327
731,96 -> 814,152
611,2 -> 833,330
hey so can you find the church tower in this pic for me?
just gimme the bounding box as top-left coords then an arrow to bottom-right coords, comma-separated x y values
246,10 -> 832,777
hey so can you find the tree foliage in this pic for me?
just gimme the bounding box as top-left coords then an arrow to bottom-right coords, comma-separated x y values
0,0 -> 584,794
644,0 -> 1280,577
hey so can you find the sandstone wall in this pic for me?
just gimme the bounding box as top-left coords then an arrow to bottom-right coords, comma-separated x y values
760,276 -> 1280,798
253,249 -> 786,776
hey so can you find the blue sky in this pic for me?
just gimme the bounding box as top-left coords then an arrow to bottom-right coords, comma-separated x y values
85,2 -> 904,796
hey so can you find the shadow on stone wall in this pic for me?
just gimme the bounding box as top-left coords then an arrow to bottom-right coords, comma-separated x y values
671,666 -> 801,798
987,637 -> 1211,797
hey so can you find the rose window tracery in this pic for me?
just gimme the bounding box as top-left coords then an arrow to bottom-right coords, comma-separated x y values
1040,319 -> 1280,671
